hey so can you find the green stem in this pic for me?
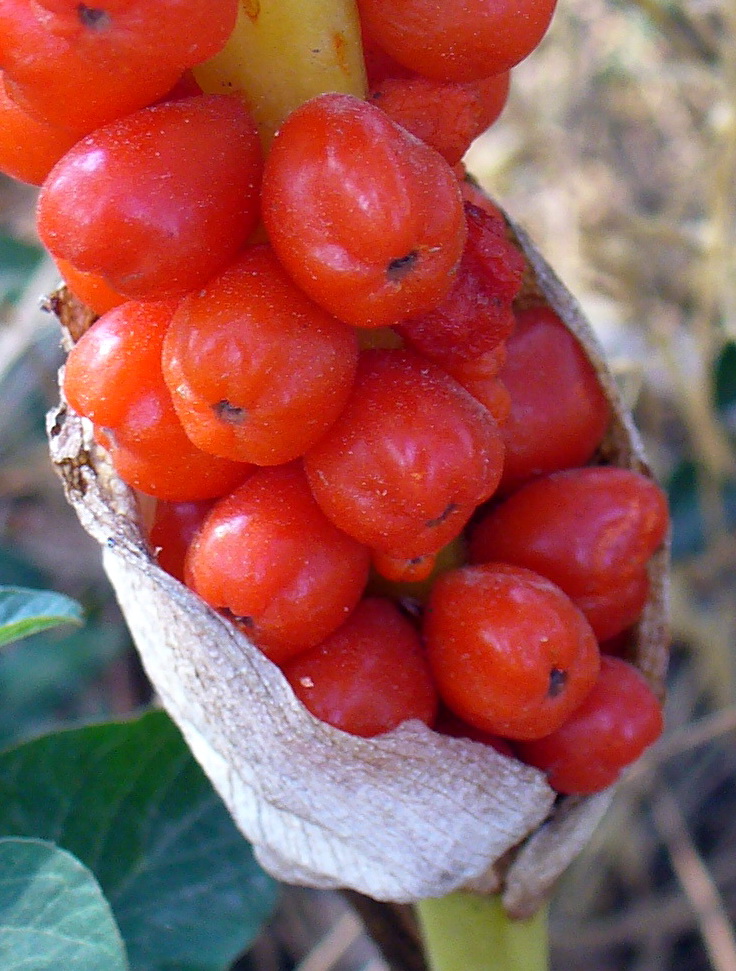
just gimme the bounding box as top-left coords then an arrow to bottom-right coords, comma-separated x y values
415,894 -> 549,971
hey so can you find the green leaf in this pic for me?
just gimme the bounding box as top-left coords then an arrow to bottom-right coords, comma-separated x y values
0,586 -> 84,648
0,234 -> 44,305
0,837 -> 128,971
0,617 -> 129,748
667,460 -> 736,559
667,460 -> 705,558
713,339 -> 736,431
0,710 -> 279,971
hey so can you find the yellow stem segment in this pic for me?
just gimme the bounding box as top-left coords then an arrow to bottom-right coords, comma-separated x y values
193,0 -> 367,147
416,894 -> 550,971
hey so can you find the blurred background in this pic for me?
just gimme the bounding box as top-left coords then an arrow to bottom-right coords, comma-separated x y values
1,0 -> 735,967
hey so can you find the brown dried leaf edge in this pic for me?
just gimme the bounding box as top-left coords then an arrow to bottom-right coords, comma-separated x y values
46,212 -> 670,920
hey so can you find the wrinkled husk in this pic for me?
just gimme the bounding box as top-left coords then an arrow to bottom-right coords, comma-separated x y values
46,212 -> 669,919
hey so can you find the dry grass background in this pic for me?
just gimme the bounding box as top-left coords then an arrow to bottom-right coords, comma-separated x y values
1,0 -> 735,967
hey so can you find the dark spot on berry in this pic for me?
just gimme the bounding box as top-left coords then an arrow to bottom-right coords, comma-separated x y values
425,503 -> 458,529
548,668 -> 567,698
387,251 -> 418,280
213,399 -> 247,425
77,5 -> 111,29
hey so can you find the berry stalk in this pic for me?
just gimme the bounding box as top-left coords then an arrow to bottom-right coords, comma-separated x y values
193,0 -> 367,145
416,894 -> 549,971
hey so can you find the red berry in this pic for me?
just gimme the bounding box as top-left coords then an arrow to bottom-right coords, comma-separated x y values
469,467 -> 669,640
358,0 -> 557,82
516,656 -> 663,793
0,71 -> 78,185
575,569 -> 651,643
369,71 -> 510,166
37,95 -> 262,300
147,499 -> 215,583
262,92 -> 466,328
498,304 -> 612,492
305,349 -> 505,558
185,463 -> 371,664
55,259 -> 126,317
63,300 -> 251,500
425,563 -> 600,740
282,597 -> 438,737
442,344 -> 511,424
371,550 -> 437,585
162,245 -> 358,466
0,0 -> 237,132
397,202 -> 524,363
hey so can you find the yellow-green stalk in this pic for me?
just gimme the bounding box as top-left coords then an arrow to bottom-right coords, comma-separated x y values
417,895 -> 550,971
193,0 -> 367,147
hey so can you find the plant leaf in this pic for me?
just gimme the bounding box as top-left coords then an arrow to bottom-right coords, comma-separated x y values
0,711 -> 279,971
713,339 -> 736,423
0,836 -> 128,971
0,586 -> 83,648
0,235 -> 43,305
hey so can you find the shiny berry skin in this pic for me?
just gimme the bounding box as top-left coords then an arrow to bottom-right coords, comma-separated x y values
37,95 -> 262,300
0,0 -> 237,133
469,467 -> 670,640
63,300 -> 251,500
369,71 -> 510,166
305,349 -> 505,559
371,550 -> 437,585
148,499 -> 215,582
0,71 -> 78,185
185,463 -> 371,664
358,0 -> 557,82
162,246 -> 358,466
63,300 -> 180,430
261,92 -> 466,329
443,345 -> 512,426
575,570 -> 651,644
55,258 -> 126,317
282,597 -> 438,737
516,656 -> 664,793
498,304 -> 612,493
397,202 -> 524,363
425,563 -> 600,740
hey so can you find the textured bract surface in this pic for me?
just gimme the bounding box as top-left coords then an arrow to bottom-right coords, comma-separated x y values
47,209 -> 669,918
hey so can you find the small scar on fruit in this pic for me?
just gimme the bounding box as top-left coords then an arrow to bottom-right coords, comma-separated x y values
425,502 -> 459,529
77,4 -> 111,29
387,251 -> 418,280
213,399 -> 248,425
548,668 -> 567,698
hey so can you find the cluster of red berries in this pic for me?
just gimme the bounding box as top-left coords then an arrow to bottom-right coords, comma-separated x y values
1,0 -> 668,796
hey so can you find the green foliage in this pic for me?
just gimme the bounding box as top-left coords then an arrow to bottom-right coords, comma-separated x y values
666,460 -> 736,559
713,339 -> 736,430
0,710 -> 279,971
0,585 -> 83,648
0,234 -> 44,306
0,837 -> 129,971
